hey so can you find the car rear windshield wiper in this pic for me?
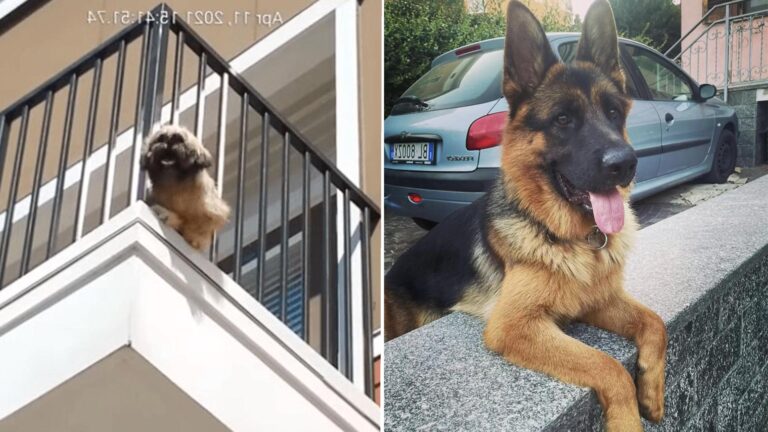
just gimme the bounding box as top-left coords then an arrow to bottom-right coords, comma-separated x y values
394,95 -> 429,108
391,95 -> 430,115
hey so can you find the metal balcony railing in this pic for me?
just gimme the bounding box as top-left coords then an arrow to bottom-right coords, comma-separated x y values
666,0 -> 768,101
0,4 -> 380,397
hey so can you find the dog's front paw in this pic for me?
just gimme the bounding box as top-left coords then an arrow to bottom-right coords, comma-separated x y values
605,416 -> 643,432
181,135 -> 212,169
152,204 -> 182,229
637,367 -> 665,423
152,204 -> 170,222
183,230 -> 211,251
193,146 -> 213,168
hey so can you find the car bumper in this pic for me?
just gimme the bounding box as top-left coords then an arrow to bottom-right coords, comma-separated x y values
384,168 -> 498,222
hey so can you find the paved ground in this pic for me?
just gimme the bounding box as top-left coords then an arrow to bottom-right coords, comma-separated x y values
384,165 -> 768,272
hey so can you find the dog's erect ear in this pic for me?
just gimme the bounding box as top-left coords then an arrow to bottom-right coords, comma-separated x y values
576,0 -> 624,90
503,1 -> 559,113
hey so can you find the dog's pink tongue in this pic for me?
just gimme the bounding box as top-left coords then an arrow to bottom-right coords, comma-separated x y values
588,189 -> 624,234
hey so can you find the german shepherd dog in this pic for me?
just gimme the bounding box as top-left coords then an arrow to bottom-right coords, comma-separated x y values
384,1 -> 667,430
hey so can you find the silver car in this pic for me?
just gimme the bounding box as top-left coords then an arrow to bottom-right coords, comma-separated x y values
384,34 -> 739,229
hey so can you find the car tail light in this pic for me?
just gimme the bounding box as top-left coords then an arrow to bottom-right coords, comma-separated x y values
407,193 -> 423,204
466,112 -> 506,150
455,44 -> 481,57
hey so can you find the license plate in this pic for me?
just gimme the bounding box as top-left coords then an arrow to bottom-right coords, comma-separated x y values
390,142 -> 434,164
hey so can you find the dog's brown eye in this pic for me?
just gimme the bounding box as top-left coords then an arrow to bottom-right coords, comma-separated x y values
555,114 -> 571,126
607,108 -> 619,120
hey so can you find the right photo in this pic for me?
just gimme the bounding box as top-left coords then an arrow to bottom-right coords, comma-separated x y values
382,1 -> 768,431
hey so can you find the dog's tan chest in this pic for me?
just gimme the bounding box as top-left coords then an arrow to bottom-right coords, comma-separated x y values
455,212 -> 637,321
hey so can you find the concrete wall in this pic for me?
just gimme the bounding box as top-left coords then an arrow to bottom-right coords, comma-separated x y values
384,175 -> 768,431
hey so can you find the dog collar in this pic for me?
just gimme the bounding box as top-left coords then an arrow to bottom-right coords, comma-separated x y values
545,225 -> 608,250
586,226 -> 608,250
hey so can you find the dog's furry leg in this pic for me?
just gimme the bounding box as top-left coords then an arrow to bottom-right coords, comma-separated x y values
384,291 -> 413,341
484,268 -> 642,432
581,294 -> 667,423
152,204 -> 183,230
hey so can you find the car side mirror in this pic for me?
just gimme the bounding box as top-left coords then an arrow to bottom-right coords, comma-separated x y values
699,84 -> 717,100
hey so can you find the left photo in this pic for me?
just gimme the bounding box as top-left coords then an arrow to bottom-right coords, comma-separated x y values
0,0 -> 381,430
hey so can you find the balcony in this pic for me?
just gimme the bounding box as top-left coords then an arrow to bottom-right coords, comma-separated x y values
0,2 -> 380,426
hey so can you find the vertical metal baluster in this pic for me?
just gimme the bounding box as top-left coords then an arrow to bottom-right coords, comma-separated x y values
195,52 -> 207,137
211,73 -> 228,263
761,17 -> 766,80
341,189 -> 353,379
360,206 -> 374,398
194,53 -> 208,250
129,24 -> 150,204
102,40 -> 127,224
47,74 -> 78,259
171,31 -> 184,125
688,50 -> 692,83
233,94 -> 248,283
724,5 -> 731,102
138,7 -> 169,200
707,31 -> 720,85
20,91 -> 55,275
302,151 -> 311,341
0,106 -> 30,282
322,170 -> 333,363
257,112 -> 270,302
74,59 -> 103,241
735,22 -> 740,84
749,16 -> 754,81
0,117 -> 9,244
280,132 -> 290,321
705,31 -> 709,83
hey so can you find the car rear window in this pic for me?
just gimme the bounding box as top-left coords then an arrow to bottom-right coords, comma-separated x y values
393,49 -> 503,115
557,41 -> 641,99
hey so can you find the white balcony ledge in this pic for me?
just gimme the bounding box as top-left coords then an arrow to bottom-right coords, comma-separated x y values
0,202 -> 379,432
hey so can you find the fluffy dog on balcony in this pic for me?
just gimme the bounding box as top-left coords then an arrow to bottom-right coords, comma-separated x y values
141,124 -> 230,250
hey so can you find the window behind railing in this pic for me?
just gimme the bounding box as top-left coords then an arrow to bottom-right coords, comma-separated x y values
0,4 -> 379,397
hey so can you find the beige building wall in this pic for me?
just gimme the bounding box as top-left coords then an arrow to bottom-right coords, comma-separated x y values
0,0 -> 314,107
359,0 -> 382,329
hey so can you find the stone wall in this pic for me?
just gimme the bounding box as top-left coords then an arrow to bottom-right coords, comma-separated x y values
728,87 -> 767,167
384,176 -> 768,431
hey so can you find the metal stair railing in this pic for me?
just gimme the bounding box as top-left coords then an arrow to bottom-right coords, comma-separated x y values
666,0 -> 768,102
0,3 -> 380,398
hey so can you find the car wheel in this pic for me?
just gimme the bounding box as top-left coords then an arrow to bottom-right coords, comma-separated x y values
412,217 -> 437,230
704,129 -> 737,184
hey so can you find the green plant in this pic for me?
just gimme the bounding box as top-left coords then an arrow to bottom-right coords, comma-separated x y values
384,0 -> 580,115
608,0 -> 681,55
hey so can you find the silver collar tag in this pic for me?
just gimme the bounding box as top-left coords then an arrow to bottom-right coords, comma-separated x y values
586,226 -> 608,250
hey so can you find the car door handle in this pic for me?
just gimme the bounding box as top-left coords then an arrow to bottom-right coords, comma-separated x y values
664,113 -> 674,124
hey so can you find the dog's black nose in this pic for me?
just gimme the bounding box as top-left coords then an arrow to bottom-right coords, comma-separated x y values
601,146 -> 637,186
